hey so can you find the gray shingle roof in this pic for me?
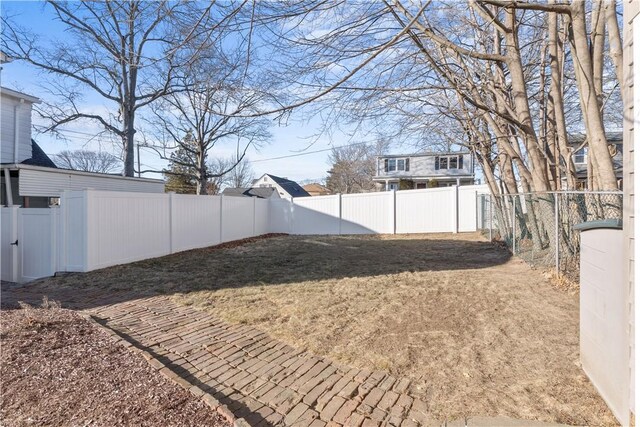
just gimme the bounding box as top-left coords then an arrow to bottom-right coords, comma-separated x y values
265,174 -> 310,197
222,187 -> 277,199
21,140 -> 57,168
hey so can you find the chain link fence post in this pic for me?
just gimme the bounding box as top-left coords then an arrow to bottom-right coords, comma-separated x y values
554,192 -> 559,275
489,195 -> 493,241
512,195 -> 516,254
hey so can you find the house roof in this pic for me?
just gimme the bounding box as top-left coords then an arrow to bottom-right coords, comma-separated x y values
265,174 -> 310,197
0,86 -> 41,103
222,187 -> 277,199
376,151 -> 471,159
21,140 -> 57,168
567,131 -> 623,144
303,183 -> 330,193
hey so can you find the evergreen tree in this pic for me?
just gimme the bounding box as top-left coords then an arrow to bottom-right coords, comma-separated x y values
164,146 -> 197,194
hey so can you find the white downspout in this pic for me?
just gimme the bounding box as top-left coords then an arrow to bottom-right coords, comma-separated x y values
3,168 -> 13,206
13,100 -> 23,164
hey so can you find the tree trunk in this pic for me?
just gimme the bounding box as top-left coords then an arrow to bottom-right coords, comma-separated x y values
504,8 -> 551,192
548,5 -> 577,189
567,2 -> 618,190
123,112 -> 136,177
196,149 -> 208,195
605,0 -> 623,90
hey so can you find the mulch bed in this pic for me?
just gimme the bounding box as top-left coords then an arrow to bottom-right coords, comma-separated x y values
0,304 -> 229,427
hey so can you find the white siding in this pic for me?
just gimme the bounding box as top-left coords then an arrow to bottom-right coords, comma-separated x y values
625,1 -> 639,419
1,96 -> 33,164
19,167 -> 164,196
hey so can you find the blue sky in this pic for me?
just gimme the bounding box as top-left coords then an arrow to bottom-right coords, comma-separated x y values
0,1 -> 386,183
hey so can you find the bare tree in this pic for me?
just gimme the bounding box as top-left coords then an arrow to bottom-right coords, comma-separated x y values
326,141 -> 389,194
147,53 -> 271,194
54,149 -> 121,173
206,155 -> 254,192
224,156 -> 255,188
1,1 -> 245,176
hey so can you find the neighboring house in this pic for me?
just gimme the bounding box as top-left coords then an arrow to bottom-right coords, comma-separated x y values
568,132 -> 623,190
251,173 -> 310,198
303,183 -> 331,196
0,86 -> 164,208
374,152 -> 475,190
221,187 -> 279,199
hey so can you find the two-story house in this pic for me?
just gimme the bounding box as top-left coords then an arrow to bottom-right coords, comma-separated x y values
373,152 -> 475,190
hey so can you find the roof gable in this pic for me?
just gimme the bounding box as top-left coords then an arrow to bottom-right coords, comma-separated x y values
21,140 -> 57,168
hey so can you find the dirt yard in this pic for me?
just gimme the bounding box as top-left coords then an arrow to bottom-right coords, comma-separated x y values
0,304 -> 229,427
25,233 -> 616,425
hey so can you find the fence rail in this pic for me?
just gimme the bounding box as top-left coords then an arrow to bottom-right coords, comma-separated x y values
477,191 -> 623,282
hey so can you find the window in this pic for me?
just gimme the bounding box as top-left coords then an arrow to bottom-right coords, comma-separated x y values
388,158 -> 396,172
383,157 -> 410,172
574,147 -> 587,164
436,155 -> 465,170
449,156 -> 458,169
438,156 -> 449,170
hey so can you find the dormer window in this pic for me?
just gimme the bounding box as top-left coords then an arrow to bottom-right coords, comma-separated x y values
383,158 -> 410,172
435,155 -> 464,170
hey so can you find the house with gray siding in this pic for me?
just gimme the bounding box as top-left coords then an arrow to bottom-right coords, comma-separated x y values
373,152 -> 475,191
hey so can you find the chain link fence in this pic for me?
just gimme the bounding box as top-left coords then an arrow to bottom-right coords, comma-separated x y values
477,191 -> 623,282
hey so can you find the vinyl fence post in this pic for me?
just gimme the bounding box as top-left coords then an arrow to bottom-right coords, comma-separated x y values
488,195 -> 493,241
554,192 -> 559,275
289,196 -> 294,234
338,193 -> 342,235
392,190 -> 397,235
512,195 -> 516,254
453,185 -> 459,233
253,196 -> 257,236
219,194 -> 224,243
168,192 -> 174,254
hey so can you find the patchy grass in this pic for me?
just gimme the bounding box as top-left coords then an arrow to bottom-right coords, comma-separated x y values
27,233 -> 616,425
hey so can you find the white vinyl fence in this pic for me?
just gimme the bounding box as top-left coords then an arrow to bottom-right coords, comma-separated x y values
0,184 -> 488,283
280,185 -> 487,235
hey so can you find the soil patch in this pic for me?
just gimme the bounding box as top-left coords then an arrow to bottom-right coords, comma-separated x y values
0,304 -> 229,427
